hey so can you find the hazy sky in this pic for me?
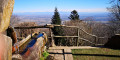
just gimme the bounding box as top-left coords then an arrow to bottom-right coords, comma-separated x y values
13,0 -> 110,13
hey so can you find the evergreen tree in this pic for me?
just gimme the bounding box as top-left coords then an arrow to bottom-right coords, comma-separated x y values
51,7 -> 61,25
51,7 -> 63,45
69,10 -> 80,20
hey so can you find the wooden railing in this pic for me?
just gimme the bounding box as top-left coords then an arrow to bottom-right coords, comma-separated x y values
14,24 -> 105,47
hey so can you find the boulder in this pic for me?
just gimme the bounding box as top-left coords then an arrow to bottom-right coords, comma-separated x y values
0,0 -> 14,33
104,35 -> 120,49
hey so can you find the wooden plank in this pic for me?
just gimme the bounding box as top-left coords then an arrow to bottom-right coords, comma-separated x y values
98,37 -> 105,39
49,46 -> 98,50
47,49 -> 64,60
54,36 -> 78,38
14,24 -> 79,29
53,24 -> 78,28
96,44 -> 104,45
14,25 -> 48,29
79,38 -> 96,45
79,28 -> 97,37
46,24 -> 78,28
64,49 -> 73,60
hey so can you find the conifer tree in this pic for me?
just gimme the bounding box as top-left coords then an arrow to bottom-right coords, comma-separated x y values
69,10 -> 80,20
51,7 -> 61,25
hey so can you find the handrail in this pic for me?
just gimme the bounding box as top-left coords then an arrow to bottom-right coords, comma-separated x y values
14,24 -> 105,46
54,36 -> 78,38
14,24 -> 79,29
79,28 -> 97,37
79,38 -> 96,45
79,37 -> 104,46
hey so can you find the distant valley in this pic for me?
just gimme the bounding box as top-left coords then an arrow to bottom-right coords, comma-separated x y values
13,12 -> 109,25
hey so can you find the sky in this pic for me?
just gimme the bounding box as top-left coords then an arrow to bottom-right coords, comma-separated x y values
13,0 -> 111,13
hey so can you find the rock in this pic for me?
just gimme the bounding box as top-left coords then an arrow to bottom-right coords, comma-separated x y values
0,34 -> 12,60
12,54 -> 22,60
104,35 -> 120,49
0,0 -> 15,60
0,0 -> 14,33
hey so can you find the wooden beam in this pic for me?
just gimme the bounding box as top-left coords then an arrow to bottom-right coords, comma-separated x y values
79,28 -> 97,37
98,37 -> 105,39
46,24 -> 78,28
14,24 -> 79,29
96,44 -> 104,46
54,36 -> 78,38
54,25 -> 79,28
79,38 -> 96,45
14,25 -> 48,29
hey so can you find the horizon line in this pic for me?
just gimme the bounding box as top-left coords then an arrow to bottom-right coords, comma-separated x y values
13,11 -> 109,13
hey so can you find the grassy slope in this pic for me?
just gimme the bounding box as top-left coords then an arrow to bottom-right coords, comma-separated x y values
72,48 -> 120,60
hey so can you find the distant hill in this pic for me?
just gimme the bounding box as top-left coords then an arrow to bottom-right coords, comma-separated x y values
13,12 -> 109,25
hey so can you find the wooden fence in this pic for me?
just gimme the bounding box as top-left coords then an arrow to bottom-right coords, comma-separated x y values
14,24 -> 105,47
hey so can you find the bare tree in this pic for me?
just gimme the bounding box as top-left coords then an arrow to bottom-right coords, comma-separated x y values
15,22 -> 39,38
107,0 -> 120,35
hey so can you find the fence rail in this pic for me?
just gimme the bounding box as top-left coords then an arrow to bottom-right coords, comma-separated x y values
14,24 -> 105,46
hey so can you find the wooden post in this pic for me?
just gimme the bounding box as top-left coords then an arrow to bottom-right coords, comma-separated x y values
95,36 -> 98,46
50,28 -> 56,47
77,28 -> 80,46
